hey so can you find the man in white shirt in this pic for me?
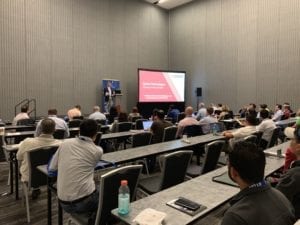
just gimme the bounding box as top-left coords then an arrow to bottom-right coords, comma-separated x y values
16,119 -> 61,199
272,104 -> 283,122
256,109 -> 276,149
199,107 -> 218,134
223,114 -> 257,148
176,106 -> 199,138
12,105 -> 30,125
196,102 -> 207,121
49,119 -> 103,217
35,109 -> 69,138
88,106 -> 106,121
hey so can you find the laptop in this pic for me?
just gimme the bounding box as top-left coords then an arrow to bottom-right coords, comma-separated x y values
142,121 -> 153,131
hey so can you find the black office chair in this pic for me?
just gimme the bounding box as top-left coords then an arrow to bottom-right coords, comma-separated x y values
186,140 -> 225,178
162,126 -> 178,142
94,132 -> 103,146
138,150 -> 193,195
23,146 -> 59,223
68,165 -> 142,225
73,116 -> 84,120
130,116 -> 142,123
68,119 -> 82,128
116,122 -> 132,149
253,131 -> 263,147
177,113 -> 186,123
96,120 -> 106,125
243,135 -> 257,144
183,125 -> 203,137
53,129 -> 65,139
17,118 -> 35,126
267,127 -> 281,148
135,119 -> 148,130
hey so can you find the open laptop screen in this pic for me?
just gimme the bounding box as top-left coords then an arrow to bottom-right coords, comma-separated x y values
142,121 -> 153,130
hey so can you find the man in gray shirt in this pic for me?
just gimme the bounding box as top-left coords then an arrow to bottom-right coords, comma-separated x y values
88,105 -> 106,121
199,107 -> 218,134
221,141 -> 295,225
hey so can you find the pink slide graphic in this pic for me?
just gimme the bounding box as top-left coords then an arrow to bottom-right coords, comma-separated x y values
139,70 -> 185,102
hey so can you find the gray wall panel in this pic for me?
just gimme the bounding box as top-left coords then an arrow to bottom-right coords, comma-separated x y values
170,0 -> 300,112
0,0 -> 169,120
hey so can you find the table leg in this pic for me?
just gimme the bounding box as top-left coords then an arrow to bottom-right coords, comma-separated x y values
9,160 -> 13,194
47,178 -> 52,225
15,159 -> 19,200
58,203 -> 63,225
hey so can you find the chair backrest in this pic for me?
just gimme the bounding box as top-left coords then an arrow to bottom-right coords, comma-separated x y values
68,119 -> 82,128
116,122 -> 132,132
201,140 -> 225,175
95,165 -> 142,225
131,116 -> 142,123
28,146 -> 59,188
17,118 -> 35,126
243,135 -> 257,144
132,132 -> 152,148
177,113 -> 185,123
135,119 -> 148,130
72,116 -> 84,120
96,120 -> 106,125
53,129 -> 65,139
253,131 -> 263,146
159,150 -> 193,191
94,132 -> 103,146
162,126 -> 178,142
267,127 -> 281,148
183,125 -> 203,137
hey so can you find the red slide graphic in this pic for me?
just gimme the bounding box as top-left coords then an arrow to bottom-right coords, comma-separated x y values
139,70 -> 185,102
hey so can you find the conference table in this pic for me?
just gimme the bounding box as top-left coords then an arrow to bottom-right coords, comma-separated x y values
275,117 -> 297,128
36,132 -> 226,225
111,156 -> 285,225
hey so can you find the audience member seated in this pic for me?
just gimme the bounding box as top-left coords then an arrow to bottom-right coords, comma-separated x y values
176,106 -> 199,138
107,106 -> 118,124
256,109 -> 276,149
257,104 -> 270,119
223,114 -> 257,148
151,110 -> 173,144
218,105 -> 231,120
49,119 -> 103,221
167,104 -> 180,123
13,105 -> 30,126
272,104 -> 283,122
88,105 -> 106,121
282,127 -> 298,172
17,119 -> 61,199
110,112 -> 128,133
35,109 -> 69,139
199,107 -> 218,134
238,105 -> 248,118
195,102 -> 207,121
282,105 -> 292,120
277,126 -> 300,219
128,106 -> 141,122
221,141 -> 295,225
67,105 -> 82,121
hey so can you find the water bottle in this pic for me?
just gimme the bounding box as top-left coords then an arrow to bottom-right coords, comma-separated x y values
118,180 -> 130,215
212,124 -> 218,136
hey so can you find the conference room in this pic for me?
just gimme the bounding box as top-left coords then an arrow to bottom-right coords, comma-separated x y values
0,0 -> 300,224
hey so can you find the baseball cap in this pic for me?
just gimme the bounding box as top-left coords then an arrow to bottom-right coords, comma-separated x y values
284,126 -> 300,140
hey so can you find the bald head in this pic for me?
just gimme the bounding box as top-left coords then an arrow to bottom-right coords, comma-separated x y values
185,106 -> 194,116
93,106 -> 100,112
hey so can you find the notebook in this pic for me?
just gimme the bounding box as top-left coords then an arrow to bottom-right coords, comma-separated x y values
212,172 -> 239,187
142,121 -> 153,130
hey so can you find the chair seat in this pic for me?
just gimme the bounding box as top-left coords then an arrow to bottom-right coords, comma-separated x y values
138,175 -> 162,194
186,164 -> 202,178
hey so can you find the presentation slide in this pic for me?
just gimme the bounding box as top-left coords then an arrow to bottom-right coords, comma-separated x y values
139,69 -> 185,102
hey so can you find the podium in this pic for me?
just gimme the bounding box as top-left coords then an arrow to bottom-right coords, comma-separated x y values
114,94 -> 123,113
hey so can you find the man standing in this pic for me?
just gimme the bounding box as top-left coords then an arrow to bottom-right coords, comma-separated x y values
176,106 -> 199,138
49,119 -> 103,217
89,105 -> 106,121
221,141 -> 295,225
35,109 -> 69,138
17,119 -> 61,198
104,81 -> 115,113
